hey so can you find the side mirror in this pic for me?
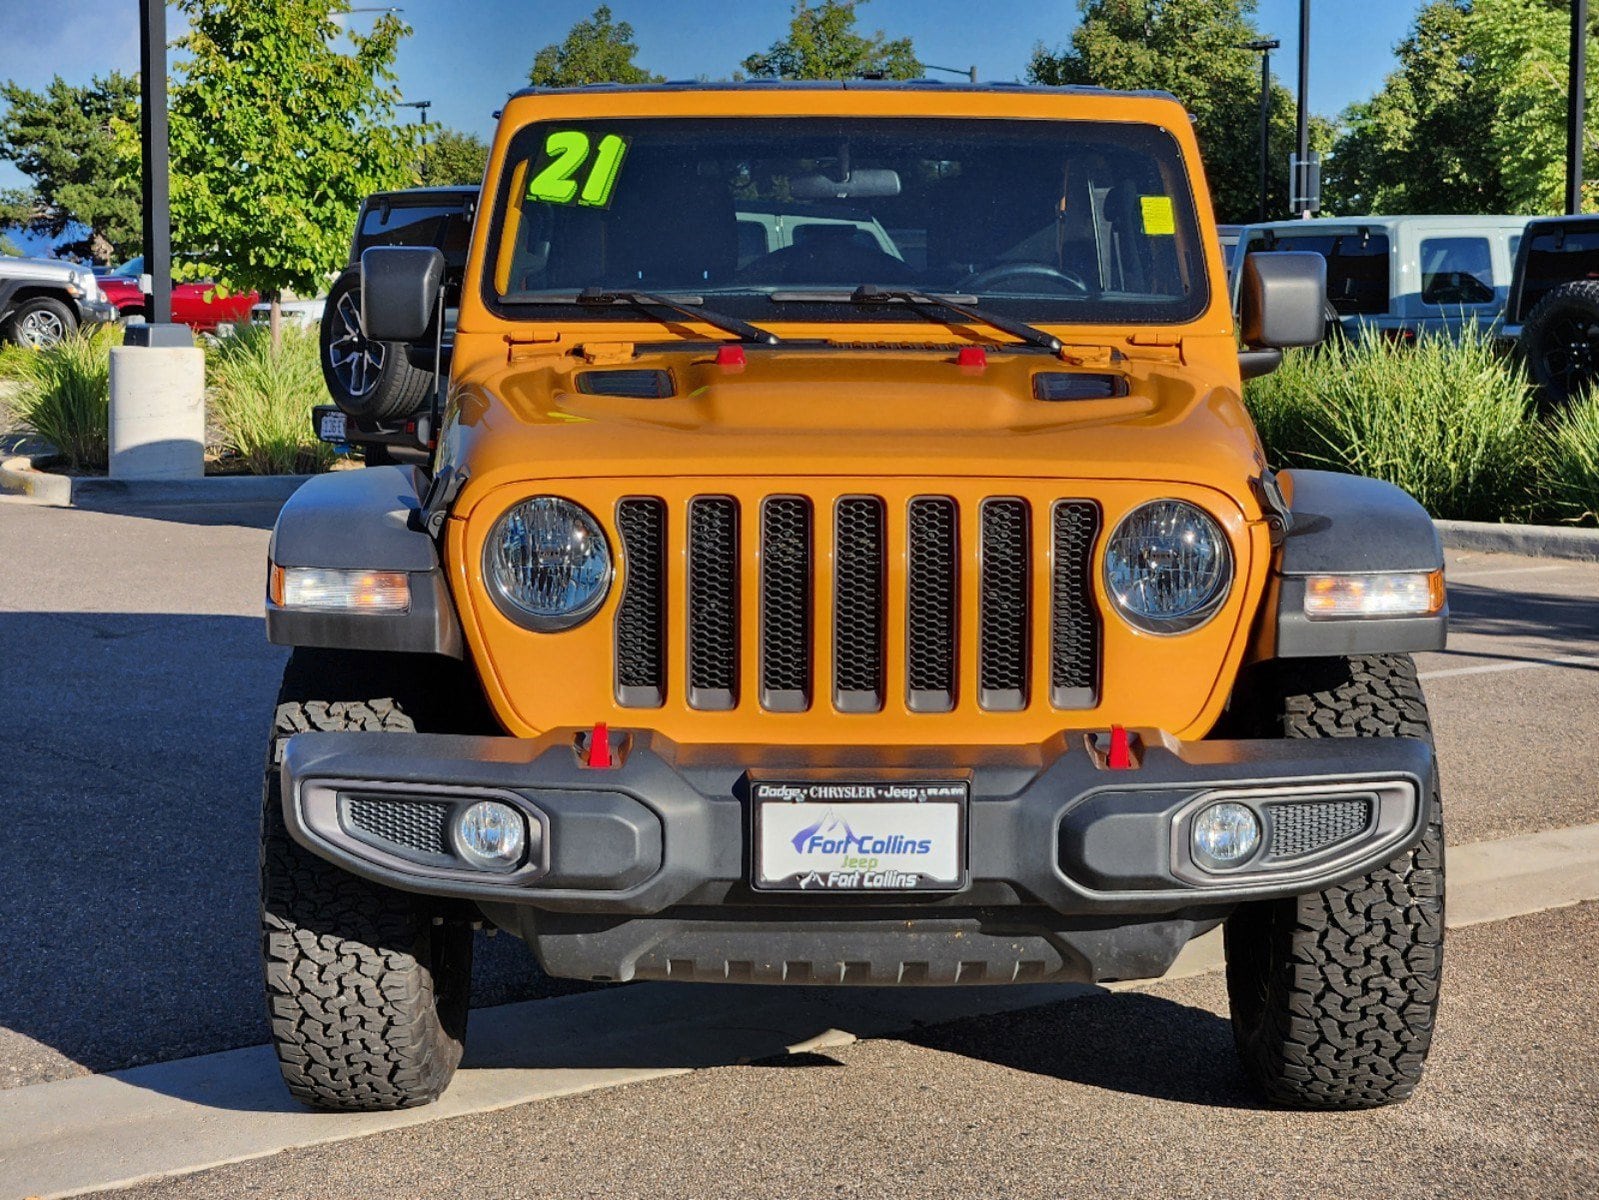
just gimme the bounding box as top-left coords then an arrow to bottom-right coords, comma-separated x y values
1238,251 -> 1327,380
360,246 -> 445,343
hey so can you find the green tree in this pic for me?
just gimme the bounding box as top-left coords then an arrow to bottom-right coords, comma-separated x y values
417,128 -> 489,186
0,233 -> 21,257
1028,0 -> 1327,224
529,6 -> 662,87
742,0 -> 918,81
170,0 -> 422,339
0,72 -> 142,262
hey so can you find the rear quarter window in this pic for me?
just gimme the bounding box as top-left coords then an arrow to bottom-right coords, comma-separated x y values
1420,236 -> 1495,306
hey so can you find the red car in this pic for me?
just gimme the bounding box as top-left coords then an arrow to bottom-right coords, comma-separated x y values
99,256 -> 259,333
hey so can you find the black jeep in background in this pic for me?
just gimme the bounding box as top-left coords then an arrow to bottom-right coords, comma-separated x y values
1504,214 -> 1599,408
315,185 -> 477,463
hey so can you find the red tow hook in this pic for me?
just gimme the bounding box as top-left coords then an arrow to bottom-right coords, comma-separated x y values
584,722 -> 614,769
1106,724 -> 1134,770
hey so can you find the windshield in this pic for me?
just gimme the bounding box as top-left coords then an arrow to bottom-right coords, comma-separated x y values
485,117 -> 1208,327
113,256 -> 143,278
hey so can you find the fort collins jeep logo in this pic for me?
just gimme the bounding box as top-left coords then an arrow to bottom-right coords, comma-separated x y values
753,781 -> 967,892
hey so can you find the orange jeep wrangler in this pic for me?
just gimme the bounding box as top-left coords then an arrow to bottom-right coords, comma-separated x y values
262,82 -> 1447,1113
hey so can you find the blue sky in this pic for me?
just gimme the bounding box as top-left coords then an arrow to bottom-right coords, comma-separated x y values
1,0 -> 1425,200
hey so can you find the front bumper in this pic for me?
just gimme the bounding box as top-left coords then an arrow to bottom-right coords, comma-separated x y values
279,728 -> 1435,986
76,297 -> 118,325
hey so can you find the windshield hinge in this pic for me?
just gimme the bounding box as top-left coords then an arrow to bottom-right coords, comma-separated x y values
1124,332 -> 1184,362
505,330 -> 567,362
579,341 -> 637,364
1056,343 -> 1124,367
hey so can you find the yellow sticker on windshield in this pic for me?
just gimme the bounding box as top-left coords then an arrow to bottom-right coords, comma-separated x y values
1140,195 -> 1176,236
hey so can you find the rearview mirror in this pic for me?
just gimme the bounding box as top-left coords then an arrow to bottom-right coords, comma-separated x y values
788,168 -> 902,200
360,246 -> 445,343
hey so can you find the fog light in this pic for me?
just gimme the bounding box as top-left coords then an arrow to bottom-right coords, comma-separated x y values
453,800 -> 526,871
1191,802 -> 1260,869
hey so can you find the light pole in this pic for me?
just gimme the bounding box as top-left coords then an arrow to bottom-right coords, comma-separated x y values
135,0 -> 174,334
1294,0 -> 1312,217
1240,39 -> 1280,223
918,62 -> 979,84
1568,0 -> 1588,214
398,98 -> 433,142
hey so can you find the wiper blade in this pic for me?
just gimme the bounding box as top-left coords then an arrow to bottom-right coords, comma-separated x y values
577,286 -> 781,345
804,284 -> 1061,352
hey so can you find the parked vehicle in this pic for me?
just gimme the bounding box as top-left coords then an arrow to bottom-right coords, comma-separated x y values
1502,214 -> 1599,405
314,186 -> 477,463
263,81 -> 1447,1116
1233,214 -> 1532,343
0,256 -> 116,347
249,297 -> 324,330
96,256 -> 259,333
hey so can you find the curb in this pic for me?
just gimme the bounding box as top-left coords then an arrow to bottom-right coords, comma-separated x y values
1436,519 -> 1599,563
0,454 -> 310,505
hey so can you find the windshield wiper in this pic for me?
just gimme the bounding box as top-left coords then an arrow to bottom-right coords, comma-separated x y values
782,284 -> 1061,353
575,286 -> 781,345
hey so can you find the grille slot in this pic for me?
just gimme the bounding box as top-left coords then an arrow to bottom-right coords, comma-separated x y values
834,497 -> 886,712
1267,798 -> 1374,858
906,497 -> 958,712
1050,501 -> 1101,708
760,497 -> 813,711
344,796 -> 453,860
615,498 -> 667,707
978,499 -> 1031,710
687,497 -> 739,710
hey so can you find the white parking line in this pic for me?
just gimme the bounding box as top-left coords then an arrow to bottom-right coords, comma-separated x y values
4,822 -> 1599,1200
1419,655 -> 1599,681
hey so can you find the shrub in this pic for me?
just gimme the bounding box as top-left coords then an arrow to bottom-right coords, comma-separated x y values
1546,391 -> 1599,525
3,326 -> 115,469
208,324 -> 333,475
1246,325 -> 1543,523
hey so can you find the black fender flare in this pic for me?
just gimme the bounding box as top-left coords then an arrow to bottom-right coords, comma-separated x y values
1255,469 -> 1447,659
266,465 -> 463,657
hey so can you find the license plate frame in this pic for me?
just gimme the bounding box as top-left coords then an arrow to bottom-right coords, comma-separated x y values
750,778 -> 969,893
317,411 -> 348,443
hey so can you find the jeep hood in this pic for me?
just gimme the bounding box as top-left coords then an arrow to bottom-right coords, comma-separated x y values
445,342 -> 1265,518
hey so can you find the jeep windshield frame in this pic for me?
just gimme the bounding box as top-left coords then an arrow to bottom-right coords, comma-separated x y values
482,116 -> 1210,331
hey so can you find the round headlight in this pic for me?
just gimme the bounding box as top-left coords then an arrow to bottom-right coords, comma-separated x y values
485,497 -> 612,630
1104,500 -> 1231,634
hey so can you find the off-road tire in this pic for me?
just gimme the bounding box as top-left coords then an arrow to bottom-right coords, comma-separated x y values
1520,279 -> 1599,408
3,295 -> 77,347
261,648 -> 482,1111
319,267 -> 433,422
1223,654 -> 1444,1110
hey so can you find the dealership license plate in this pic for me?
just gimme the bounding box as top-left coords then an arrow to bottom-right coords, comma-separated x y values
752,780 -> 968,892
317,411 -> 347,443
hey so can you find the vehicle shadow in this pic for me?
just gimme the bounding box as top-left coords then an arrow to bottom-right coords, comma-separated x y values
1443,582 -> 1599,650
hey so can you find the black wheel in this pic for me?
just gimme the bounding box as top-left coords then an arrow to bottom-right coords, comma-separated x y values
261,648 -> 487,1111
4,295 -> 77,347
1223,654 -> 1444,1110
319,267 -> 433,422
1520,280 -> 1599,408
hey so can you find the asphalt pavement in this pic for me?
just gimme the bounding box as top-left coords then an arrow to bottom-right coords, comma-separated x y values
1,493 -> 1596,1198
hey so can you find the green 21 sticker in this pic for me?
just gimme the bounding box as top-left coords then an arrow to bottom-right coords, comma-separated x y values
526,131 -> 629,208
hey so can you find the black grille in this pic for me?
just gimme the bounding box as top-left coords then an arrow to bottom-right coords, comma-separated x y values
1268,798 -> 1373,858
344,796 -> 452,859
906,497 -> 958,712
687,497 -> 738,709
1051,501 -> 1101,708
760,497 -> 812,711
615,498 -> 666,707
576,369 -> 674,398
978,499 -> 1030,710
834,497 -> 886,712
1032,372 -> 1129,401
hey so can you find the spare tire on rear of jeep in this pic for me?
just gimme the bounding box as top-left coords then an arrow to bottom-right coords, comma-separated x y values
319,266 -> 434,422
1518,279 -> 1599,408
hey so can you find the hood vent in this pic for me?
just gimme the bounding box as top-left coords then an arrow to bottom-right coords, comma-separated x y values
1032,372 -> 1129,402
576,369 -> 675,398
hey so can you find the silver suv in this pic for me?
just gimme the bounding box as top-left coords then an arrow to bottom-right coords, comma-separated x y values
0,256 -> 116,347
